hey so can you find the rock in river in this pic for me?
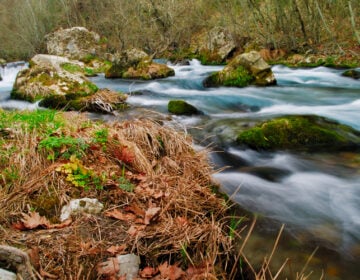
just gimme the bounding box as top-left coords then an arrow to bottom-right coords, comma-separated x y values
203,51 -> 276,87
236,115 -> 360,152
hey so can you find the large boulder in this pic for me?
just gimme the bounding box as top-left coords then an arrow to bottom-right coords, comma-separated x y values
190,27 -> 239,65
105,48 -> 174,80
203,51 -> 276,87
45,27 -> 104,61
12,54 -> 126,113
236,115 -> 360,151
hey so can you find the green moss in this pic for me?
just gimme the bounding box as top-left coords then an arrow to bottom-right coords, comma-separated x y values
80,54 -> 96,64
105,63 -> 126,78
11,89 -> 35,102
197,49 -> 224,65
236,115 -> 360,151
61,63 -> 83,73
342,69 -> 360,79
204,66 -> 254,87
168,100 -> 199,115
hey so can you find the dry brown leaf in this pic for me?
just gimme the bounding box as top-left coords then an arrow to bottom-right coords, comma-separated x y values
127,225 -> 146,237
144,207 -> 161,225
158,262 -> 186,280
98,155 -> 107,164
152,190 -> 164,199
124,204 -> 145,217
186,262 -> 213,278
80,242 -> 101,255
97,257 -> 119,277
106,245 -> 127,255
27,247 -> 40,270
176,216 -> 189,227
21,212 -> 50,229
139,266 -> 159,278
105,209 -> 136,222
47,218 -> 72,229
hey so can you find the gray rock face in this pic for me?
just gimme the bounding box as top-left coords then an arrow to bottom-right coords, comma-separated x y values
191,27 -> 237,64
45,27 -> 102,60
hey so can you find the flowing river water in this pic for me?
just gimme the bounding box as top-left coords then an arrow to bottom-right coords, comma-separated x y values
1,60 -> 359,279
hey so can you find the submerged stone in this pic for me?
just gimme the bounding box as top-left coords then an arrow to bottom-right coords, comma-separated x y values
236,115 -> 360,151
168,100 -> 199,115
203,51 -> 276,87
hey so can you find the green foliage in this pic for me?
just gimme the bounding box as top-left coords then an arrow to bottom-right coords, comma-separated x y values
56,155 -> 104,190
93,128 -> 109,146
117,165 -> 135,192
39,136 -> 88,160
229,216 -> 244,240
0,109 -> 64,134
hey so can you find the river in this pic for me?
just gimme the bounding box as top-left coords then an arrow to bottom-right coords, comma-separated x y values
1,60 -> 359,279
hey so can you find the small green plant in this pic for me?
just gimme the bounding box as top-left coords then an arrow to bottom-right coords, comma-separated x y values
39,136 -> 88,160
117,165 -> 135,192
56,155 -> 105,191
93,128 -> 109,146
229,216 -> 244,240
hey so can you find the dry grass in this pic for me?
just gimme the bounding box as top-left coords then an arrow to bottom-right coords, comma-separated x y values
0,111 -> 237,279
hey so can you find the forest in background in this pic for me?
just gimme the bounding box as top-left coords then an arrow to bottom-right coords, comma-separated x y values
0,0 -> 359,61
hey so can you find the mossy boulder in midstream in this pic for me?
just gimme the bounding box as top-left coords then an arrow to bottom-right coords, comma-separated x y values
342,69 -> 360,79
236,115 -> 360,152
12,54 -> 127,113
168,100 -> 199,115
203,51 -> 276,87
105,48 -> 175,80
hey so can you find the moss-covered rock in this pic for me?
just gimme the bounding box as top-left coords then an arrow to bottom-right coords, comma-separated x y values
168,100 -> 199,115
105,48 -> 174,80
236,115 -> 360,151
203,51 -> 276,87
12,54 -> 127,113
342,69 -> 360,79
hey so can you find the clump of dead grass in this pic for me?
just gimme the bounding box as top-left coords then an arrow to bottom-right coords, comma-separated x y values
0,110 -> 237,279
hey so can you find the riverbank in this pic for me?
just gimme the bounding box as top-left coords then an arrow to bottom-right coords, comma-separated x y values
0,109 -> 246,279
